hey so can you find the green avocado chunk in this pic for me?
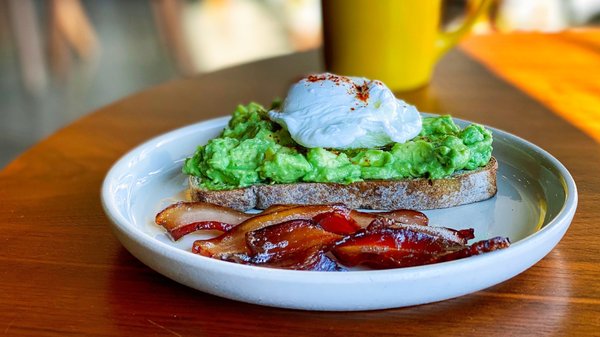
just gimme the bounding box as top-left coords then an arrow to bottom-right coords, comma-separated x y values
182,103 -> 493,190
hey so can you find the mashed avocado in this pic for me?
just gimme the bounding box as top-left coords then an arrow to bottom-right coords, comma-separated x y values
183,103 -> 493,190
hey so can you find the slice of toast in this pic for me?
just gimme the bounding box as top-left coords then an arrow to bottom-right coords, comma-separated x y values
189,157 -> 497,211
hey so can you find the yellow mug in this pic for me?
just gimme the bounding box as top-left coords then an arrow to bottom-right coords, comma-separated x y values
322,0 -> 490,91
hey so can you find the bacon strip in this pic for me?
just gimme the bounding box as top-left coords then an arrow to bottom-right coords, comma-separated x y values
155,202 -> 509,271
156,201 -> 429,241
333,219 -> 509,269
313,211 -> 361,234
350,209 -> 429,228
367,218 -> 471,245
192,204 -> 350,259
261,204 -> 298,214
167,221 -> 235,241
155,202 -> 251,240
433,237 -> 511,263
245,219 -> 343,270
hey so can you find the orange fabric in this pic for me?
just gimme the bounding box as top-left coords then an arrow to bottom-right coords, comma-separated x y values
460,29 -> 600,143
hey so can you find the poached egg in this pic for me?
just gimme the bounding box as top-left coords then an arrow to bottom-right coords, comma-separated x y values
268,73 -> 422,149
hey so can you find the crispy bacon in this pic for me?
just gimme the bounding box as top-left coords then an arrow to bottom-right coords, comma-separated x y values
333,218 -> 509,269
155,202 -> 251,240
313,211 -> 361,234
263,204 -> 429,228
167,221 -> 235,241
262,207 -> 429,234
433,237 -> 511,263
192,204 -> 350,259
156,201 -> 429,241
367,218 -> 472,244
454,229 -> 476,241
261,204 -> 298,214
245,219 -> 344,270
350,209 -> 429,228
155,202 -> 510,270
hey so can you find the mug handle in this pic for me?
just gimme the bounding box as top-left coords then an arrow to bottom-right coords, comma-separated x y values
435,0 -> 492,60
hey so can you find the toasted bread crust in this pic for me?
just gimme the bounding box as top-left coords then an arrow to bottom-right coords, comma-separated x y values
189,157 -> 497,211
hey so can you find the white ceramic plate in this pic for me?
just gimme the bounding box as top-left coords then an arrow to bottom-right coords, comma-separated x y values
101,116 -> 577,311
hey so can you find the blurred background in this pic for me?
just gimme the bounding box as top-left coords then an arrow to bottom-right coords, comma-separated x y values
1,0 -> 600,168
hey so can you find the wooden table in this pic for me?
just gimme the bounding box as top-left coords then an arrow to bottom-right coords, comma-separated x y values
1,34 -> 599,336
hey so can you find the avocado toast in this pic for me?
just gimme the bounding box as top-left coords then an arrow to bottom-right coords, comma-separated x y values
183,102 -> 497,211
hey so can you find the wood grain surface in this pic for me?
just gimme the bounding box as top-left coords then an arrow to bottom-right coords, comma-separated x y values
1,37 -> 599,336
